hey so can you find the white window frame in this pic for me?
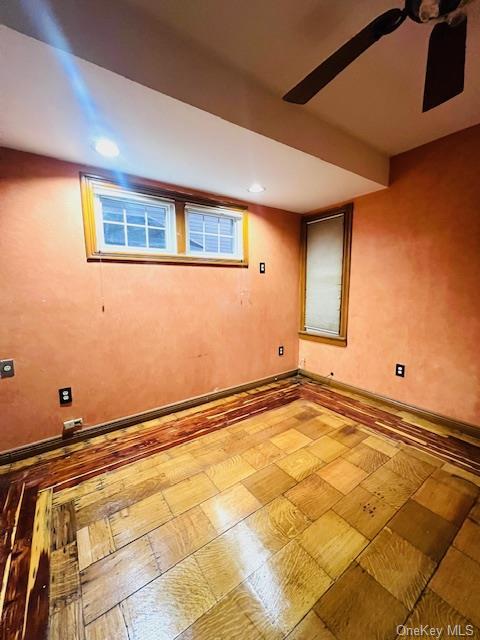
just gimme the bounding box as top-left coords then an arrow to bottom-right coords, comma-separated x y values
185,204 -> 244,261
92,183 -> 177,255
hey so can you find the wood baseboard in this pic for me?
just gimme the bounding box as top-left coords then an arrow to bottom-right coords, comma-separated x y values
4,367 -> 476,465
298,369 -> 479,439
0,369 -> 298,465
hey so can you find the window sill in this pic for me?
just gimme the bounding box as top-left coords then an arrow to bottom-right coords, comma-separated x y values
87,251 -> 248,267
298,331 -> 347,347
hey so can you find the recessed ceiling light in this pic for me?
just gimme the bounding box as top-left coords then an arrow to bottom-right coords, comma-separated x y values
247,183 -> 265,193
94,137 -> 120,158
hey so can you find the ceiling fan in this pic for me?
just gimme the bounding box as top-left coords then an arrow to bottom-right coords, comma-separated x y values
283,0 -> 474,112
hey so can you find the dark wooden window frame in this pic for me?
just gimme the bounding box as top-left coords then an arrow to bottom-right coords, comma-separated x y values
80,173 -> 249,267
299,203 -> 353,347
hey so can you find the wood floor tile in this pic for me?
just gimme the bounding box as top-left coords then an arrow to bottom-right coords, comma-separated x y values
436,463 -> 480,488
85,605 -> 129,640
242,418 -> 270,435
402,445 -> 445,468
50,542 -> 80,613
241,441 -> 285,470
200,483 -> 261,534
241,464 -> 296,505
247,540 -> 332,636
430,547 -> 480,627
361,466 -> 418,509
276,449 -> 323,481
74,467 -> 169,528
315,563 -> 408,640
330,425 -> 367,448
194,521 -> 271,600
413,477 -> 474,524
51,502 -> 77,551
308,436 -> 348,463
163,472 -> 218,516
109,490 -> 172,548
48,599 -> 85,640
286,610 -> 337,640
383,450 -> 435,485
285,474 -> 342,520
399,589 -> 478,640
315,413 -> 354,429
76,518 -> 115,571
270,429 -> 312,453
431,467 -> 480,498
299,510 -> 368,578
343,444 -> 389,473
333,485 -> 396,539
157,453 -> 204,486
389,499 -> 457,561
317,458 -> 368,495
358,528 -> 436,609
178,582 -> 281,640
81,536 -> 159,624
122,555 -> 216,640
363,435 -> 398,458
195,448 -> 231,468
245,496 -> 311,553
294,417 -> 336,440
148,506 -> 216,573
454,518 -> 480,564
205,455 -> 256,491
469,501 -> 480,525
293,405 -> 322,421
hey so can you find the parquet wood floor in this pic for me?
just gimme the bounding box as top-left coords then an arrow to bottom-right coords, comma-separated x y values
1,377 -> 479,639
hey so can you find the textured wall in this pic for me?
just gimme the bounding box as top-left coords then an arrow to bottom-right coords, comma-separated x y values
300,125 -> 480,427
0,149 -> 300,451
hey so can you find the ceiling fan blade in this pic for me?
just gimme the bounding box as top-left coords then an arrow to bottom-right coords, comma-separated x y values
423,17 -> 467,112
283,8 -> 406,104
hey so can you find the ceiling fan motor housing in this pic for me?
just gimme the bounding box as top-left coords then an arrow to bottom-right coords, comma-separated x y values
409,0 -> 470,22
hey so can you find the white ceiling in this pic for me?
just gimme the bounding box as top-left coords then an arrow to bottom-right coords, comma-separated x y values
129,0 -> 480,155
0,27 -> 384,213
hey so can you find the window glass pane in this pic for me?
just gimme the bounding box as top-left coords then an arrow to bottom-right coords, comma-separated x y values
127,225 -> 147,247
305,215 -> 344,336
103,223 -> 125,246
148,228 -> 166,248
189,233 -> 204,251
204,215 -> 218,234
219,217 -> 234,235
188,213 -> 203,233
101,197 -> 123,223
205,234 -> 219,253
219,236 -> 234,254
125,202 -> 146,225
146,206 -> 166,228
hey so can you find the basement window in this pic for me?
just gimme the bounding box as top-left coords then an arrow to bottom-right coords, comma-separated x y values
300,204 -> 352,347
95,187 -> 176,255
185,205 -> 243,260
81,174 -> 248,265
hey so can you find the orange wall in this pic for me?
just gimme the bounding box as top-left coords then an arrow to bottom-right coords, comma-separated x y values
0,149 -> 300,452
300,125 -> 480,427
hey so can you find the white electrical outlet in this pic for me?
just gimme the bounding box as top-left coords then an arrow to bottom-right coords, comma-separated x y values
63,418 -> 83,432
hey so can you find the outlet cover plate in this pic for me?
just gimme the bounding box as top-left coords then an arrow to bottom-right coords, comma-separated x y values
0,360 -> 14,378
395,363 -> 406,377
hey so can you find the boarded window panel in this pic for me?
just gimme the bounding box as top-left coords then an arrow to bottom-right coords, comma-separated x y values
305,214 -> 344,336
